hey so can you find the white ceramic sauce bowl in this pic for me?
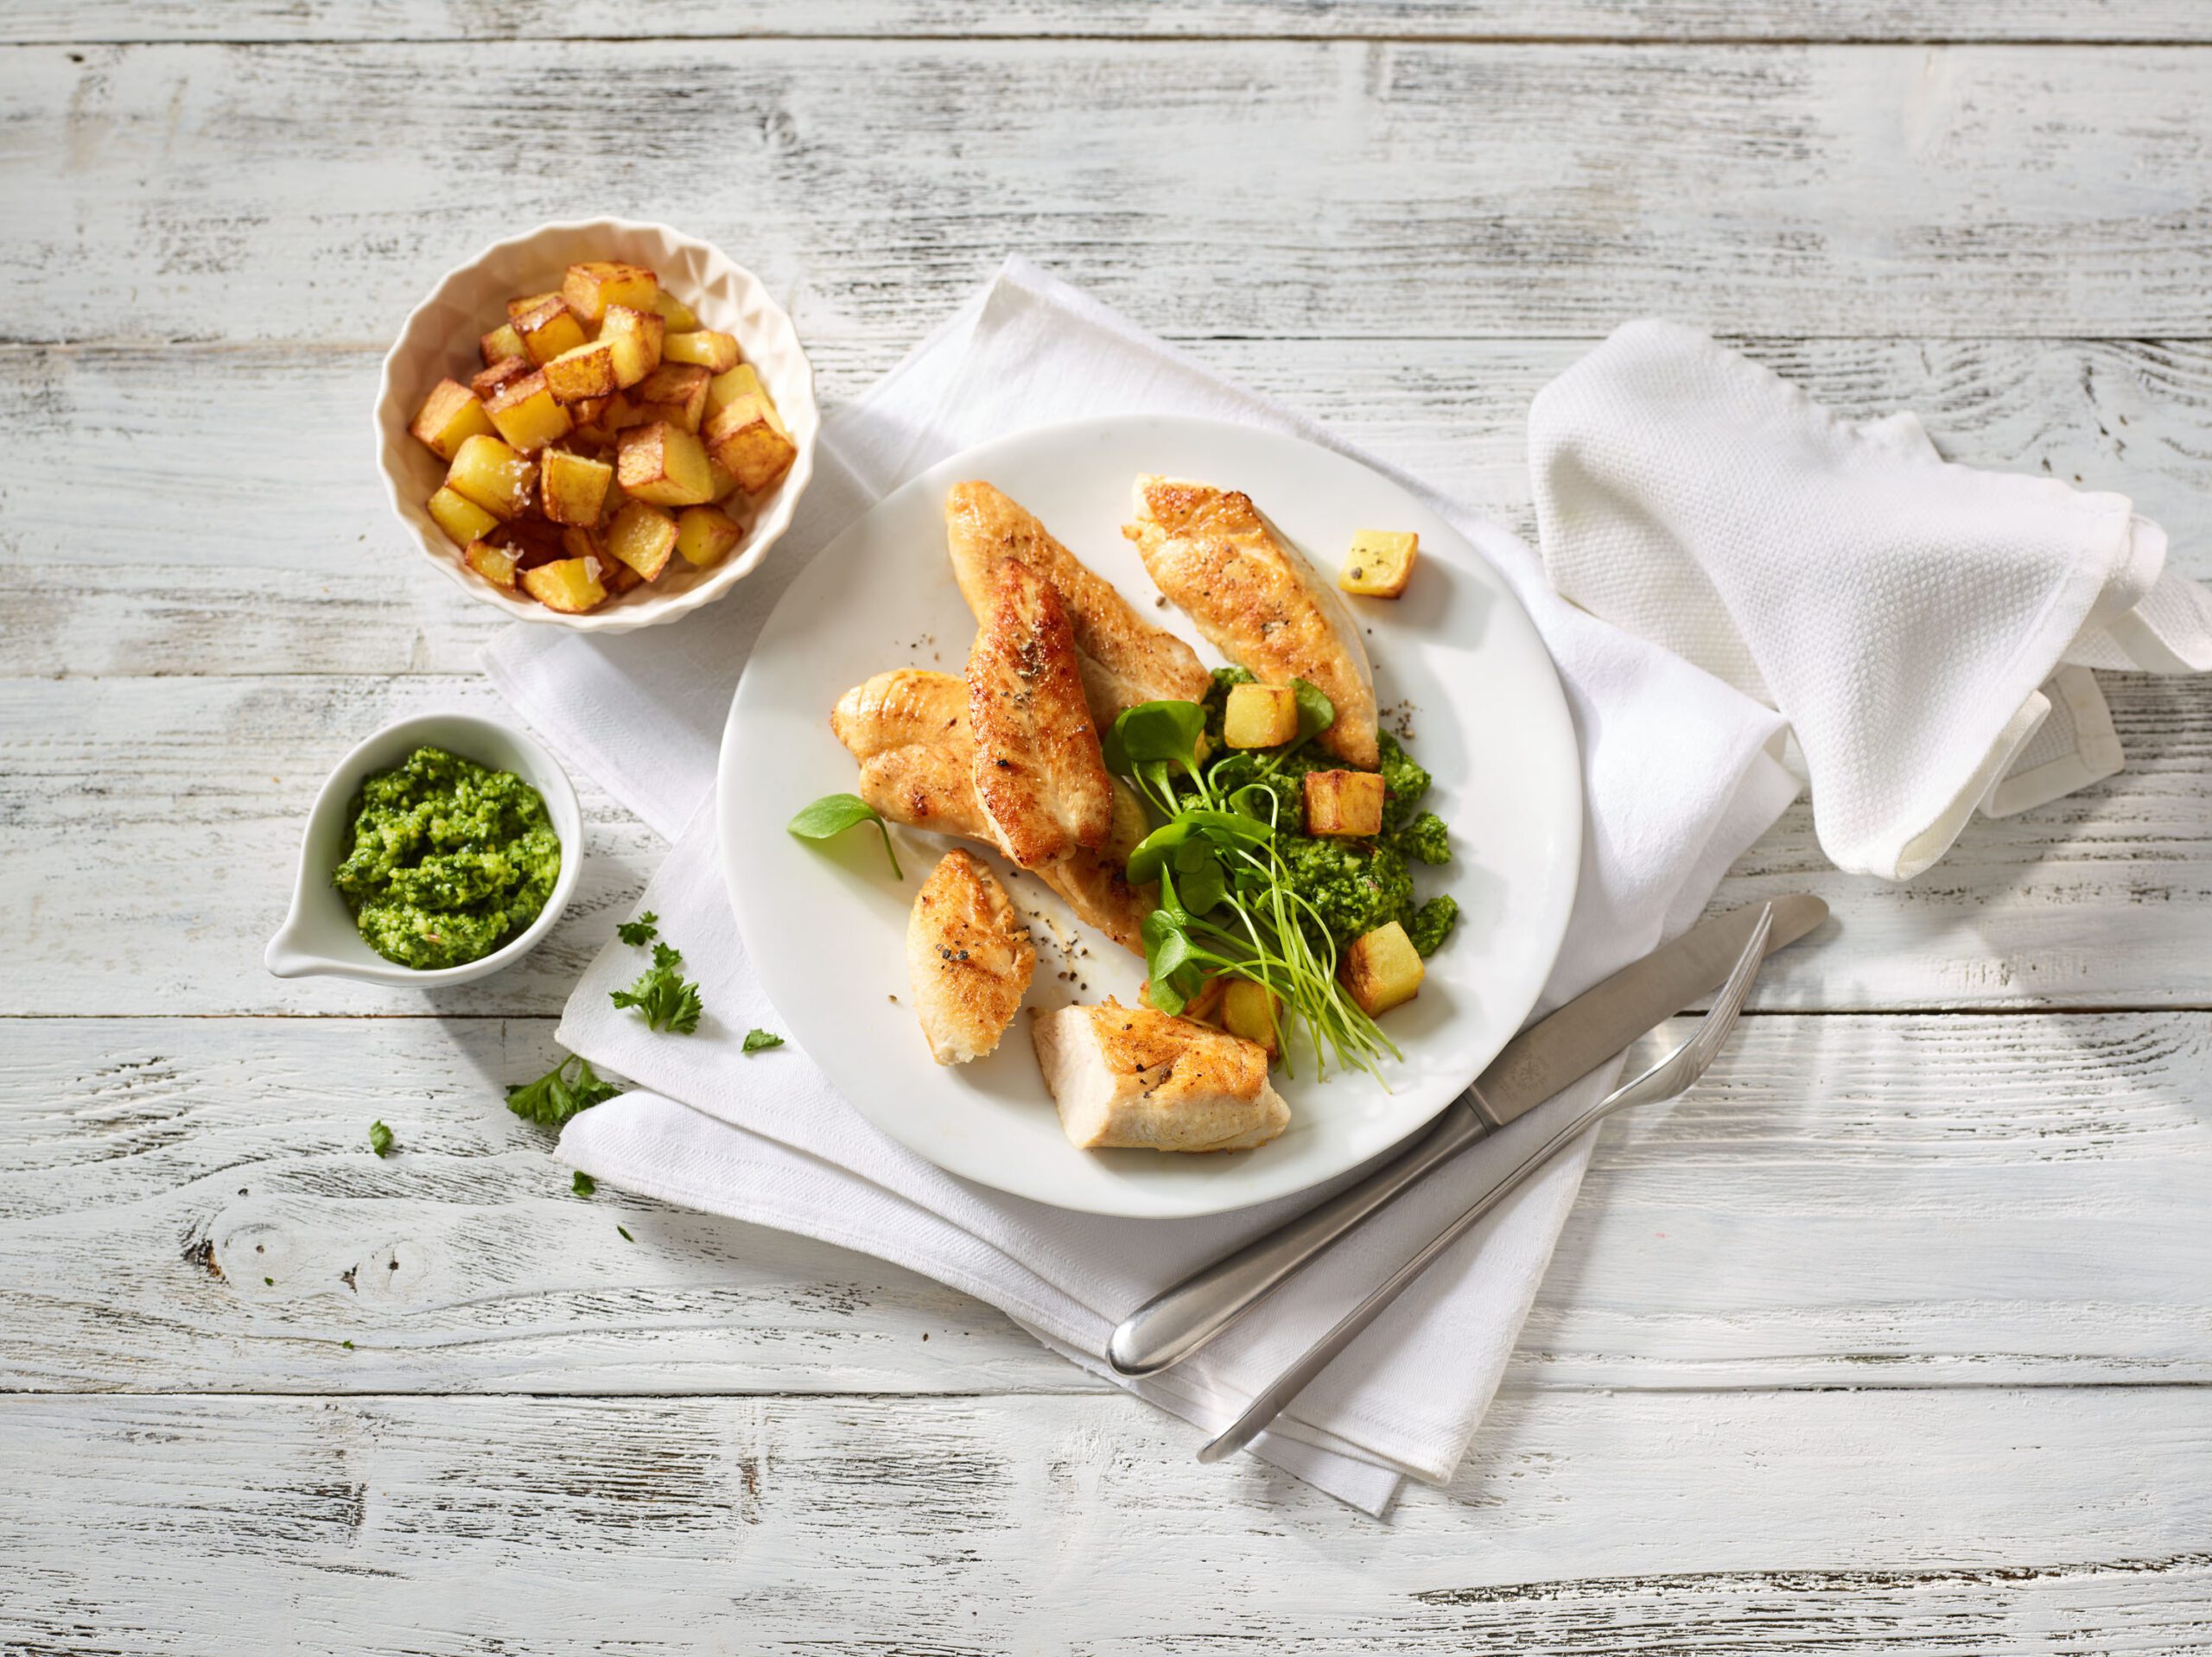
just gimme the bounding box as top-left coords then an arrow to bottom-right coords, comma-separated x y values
265,712 -> 583,987
372,217 -> 818,632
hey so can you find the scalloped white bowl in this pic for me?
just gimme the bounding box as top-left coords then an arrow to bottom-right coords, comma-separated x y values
372,218 -> 818,632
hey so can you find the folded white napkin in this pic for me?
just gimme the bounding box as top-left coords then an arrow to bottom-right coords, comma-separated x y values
486,260 -> 1797,1512
1531,319 -> 2212,879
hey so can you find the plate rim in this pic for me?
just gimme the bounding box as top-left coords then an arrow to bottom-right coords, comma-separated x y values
715,412 -> 1582,1216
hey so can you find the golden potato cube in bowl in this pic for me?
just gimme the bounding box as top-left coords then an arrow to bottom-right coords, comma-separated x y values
1303,769 -> 1385,837
427,485 -> 501,548
650,289 -> 700,331
563,261 -> 658,325
520,556 -> 608,614
444,434 -> 536,521
472,355 -> 534,403
541,448 -> 613,526
606,498 -> 679,582
664,329 -> 741,372
1339,530 -> 1418,599
676,505 -> 743,568
482,371 -> 574,454
601,304 -> 665,388
705,394 -> 798,494
463,539 -> 520,590
505,290 -> 560,318
617,421 -> 717,508
512,295 -> 589,367
480,320 -> 527,367
632,363 -> 711,433
1224,682 -> 1298,748
1220,979 -> 1281,1057
705,361 -> 776,420
408,378 -> 497,461
1342,921 -> 1424,1017
543,340 -> 620,405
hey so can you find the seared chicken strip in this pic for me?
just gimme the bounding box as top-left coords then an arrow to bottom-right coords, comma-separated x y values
906,849 -> 1035,1064
968,558 -> 1115,867
1123,476 -> 1379,768
832,670 -> 1155,953
1031,1000 -> 1290,1153
945,480 -> 1210,723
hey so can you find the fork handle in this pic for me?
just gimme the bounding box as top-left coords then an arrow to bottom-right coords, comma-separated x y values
1107,1093 -> 1494,1376
1195,1098 -> 1607,1463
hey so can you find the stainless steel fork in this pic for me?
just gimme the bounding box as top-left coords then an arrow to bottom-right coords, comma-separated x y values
1195,903 -> 1775,1464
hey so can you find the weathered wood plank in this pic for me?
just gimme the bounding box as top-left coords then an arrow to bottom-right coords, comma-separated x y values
1,1388 -> 2208,1652
3,672 -> 2208,1013
10,2 -> 2212,45
10,334 -> 2212,679
1,1013 -> 2204,1395
8,42 -> 2212,343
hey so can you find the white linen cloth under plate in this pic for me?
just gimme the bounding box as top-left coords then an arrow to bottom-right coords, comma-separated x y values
485,259 -> 1806,1511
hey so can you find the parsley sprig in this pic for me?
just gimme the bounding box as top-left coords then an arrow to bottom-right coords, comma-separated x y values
616,911 -> 659,947
505,1052 -> 622,1125
612,940 -> 703,1033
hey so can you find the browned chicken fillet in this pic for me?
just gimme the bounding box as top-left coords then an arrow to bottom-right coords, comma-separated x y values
831,670 -> 1155,953
1123,475 -> 1379,768
967,558 -> 1115,867
906,849 -> 1036,1065
945,480 -> 1210,722
1030,1000 -> 1290,1153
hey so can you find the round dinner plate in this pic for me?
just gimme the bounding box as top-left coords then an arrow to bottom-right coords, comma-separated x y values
719,415 -> 1580,1217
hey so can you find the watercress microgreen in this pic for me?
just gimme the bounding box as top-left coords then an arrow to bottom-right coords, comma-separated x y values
788,792 -> 904,879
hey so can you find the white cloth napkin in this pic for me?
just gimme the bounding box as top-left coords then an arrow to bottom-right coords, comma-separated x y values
1531,319 -> 2212,880
486,260 -> 1797,1512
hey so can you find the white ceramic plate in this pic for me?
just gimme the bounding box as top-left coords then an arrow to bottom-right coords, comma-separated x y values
720,416 -> 1580,1217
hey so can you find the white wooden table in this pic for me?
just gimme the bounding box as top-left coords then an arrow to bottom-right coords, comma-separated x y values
4,5 -> 2211,1649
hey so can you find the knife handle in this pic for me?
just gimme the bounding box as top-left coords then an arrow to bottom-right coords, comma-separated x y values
1106,1092 -> 1493,1376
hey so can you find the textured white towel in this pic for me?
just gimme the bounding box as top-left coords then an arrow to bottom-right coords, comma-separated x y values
1531,319 -> 2212,879
486,262 -> 1797,1513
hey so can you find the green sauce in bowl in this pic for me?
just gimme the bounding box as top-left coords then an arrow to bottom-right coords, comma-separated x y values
332,745 -> 561,970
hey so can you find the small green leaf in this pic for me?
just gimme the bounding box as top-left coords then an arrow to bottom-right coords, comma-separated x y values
264,1276 -> 273,1286
1103,700 -> 1207,776
507,1053 -> 622,1125
1291,676 -> 1336,743
742,1028 -> 785,1053
571,1171 -> 595,1197
617,1225 -> 635,1242
616,911 -> 659,947
342,1340 -> 354,1350
368,1120 -> 393,1158
788,792 -> 903,879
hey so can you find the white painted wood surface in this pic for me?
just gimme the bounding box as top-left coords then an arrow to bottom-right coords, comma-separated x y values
3,7 -> 2209,1650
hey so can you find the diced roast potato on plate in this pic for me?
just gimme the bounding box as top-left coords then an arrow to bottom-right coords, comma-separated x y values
1303,768 -> 1385,837
1224,682 -> 1298,748
1220,979 -> 1281,1057
1340,529 -> 1418,599
1342,920 -> 1424,1016
409,252 -> 792,613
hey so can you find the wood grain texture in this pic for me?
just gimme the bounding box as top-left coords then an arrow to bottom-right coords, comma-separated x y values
11,2 -> 2212,45
1,1388 -> 2208,1652
2,1013 -> 2205,1396
11,335 -> 2212,680
9,41 -> 2212,344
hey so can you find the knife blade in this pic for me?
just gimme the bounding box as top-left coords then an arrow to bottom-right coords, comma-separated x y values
1105,894 -> 1829,1377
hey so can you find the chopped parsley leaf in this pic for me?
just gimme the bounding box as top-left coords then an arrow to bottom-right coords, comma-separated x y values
616,911 -> 660,947
505,1052 -> 622,1126
368,1120 -> 393,1158
742,1028 -> 785,1053
611,940 -> 702,1033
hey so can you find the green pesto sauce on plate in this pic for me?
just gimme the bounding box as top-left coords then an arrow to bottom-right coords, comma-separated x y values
332,746 -> 560,970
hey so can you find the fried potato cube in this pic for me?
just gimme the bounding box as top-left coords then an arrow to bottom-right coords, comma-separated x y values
462,538 -> 519,590
707,454 -> 739,501
408,378 -> 497,460
600,556 -> 642,596
663,329 -> 741,372
674,505 -> 743,568
482,370 -> 574,454
1224,682 -> 1298,749
1340,530 -> 1418,599
480,321 -> 528,367
606,498 -> 679,582
1342,921 -> 1424,1017
543,339 -> 620,405
617,420 -> 717,507
443,434 -> 535,521
1303,768 -> 1385,837
1221,979 -> 1281,1057
563,261 -> 659,325
519,556 -> 608,614
558,524 -> 607,563
471,355 -> 534,403
704,361 -> 776,420
651,289 -> 700,331
540,448 -> 613,526
506,290 -> 561,318
601,304 -> 664,389
427,484 -> 501,548
704,393 -> 798,494
512,296 -> 589,367
632,363 -> 711,433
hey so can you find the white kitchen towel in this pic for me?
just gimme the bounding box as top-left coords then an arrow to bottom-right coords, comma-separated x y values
486,258 -> 1798,1512
1531,318 -> 2212,880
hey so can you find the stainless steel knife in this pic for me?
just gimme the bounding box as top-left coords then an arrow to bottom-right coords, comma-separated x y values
1105,894 -> 1829,1377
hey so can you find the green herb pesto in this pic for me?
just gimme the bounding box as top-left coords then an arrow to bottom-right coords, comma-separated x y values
332,745 -> 560,970
1407,894 -> 1459,957
1278,835 -> 1416,942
